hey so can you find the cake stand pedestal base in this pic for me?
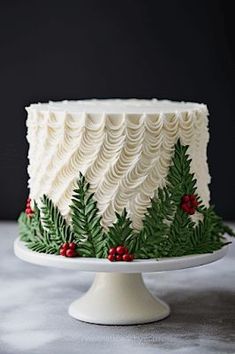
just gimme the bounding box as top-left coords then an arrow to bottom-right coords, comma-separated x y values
14,238 -> 228,326
68,272 -> 170,325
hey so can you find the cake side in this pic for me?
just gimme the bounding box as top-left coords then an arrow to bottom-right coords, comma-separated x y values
18,99 -> 234,260
26,99 -> 210,230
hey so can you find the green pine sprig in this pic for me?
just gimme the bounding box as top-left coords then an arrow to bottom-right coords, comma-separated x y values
26,230 -> 59,254
18,212 -> 33,242
70,172 -> 107,258
40,195 -> 75,245
166,207 -> 195,256
126,187 -> 175,258
31,202 -> 45,240
189,206 -> 231,254
19,197 -> 75,254
106,208 -> 134,250
167,140 -> 198,201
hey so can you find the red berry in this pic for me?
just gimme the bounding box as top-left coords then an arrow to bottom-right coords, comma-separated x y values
115,254 -> 123,261
108,254 -> 115,262
128,254 -> 134,261
123,247 -> 129,254
69,242 -> 76,250
188,208 -> 195,215
181,203 -> 190,213
66,248 -> 77,257
122,254 -> 129,261
61,243 -> 69,250
191,197 -> 198,207
27,197 -> 31,202
122,253 -> 133,262
116,245 -> 125,255
60,248 -> 67,256
182,195 -> 190,202
108,247 -> 116,255
25,208 -> 31,214
181,194 -> 199,215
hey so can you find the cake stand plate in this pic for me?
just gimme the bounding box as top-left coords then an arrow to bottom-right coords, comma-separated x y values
14,238 -> 228,325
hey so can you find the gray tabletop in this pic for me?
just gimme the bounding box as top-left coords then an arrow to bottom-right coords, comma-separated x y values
0,222 -> 234,354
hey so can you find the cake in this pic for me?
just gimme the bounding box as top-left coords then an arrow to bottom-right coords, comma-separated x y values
18,99 -> 233,260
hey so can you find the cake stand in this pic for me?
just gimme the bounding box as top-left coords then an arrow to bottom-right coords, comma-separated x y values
14,238 -> 228,325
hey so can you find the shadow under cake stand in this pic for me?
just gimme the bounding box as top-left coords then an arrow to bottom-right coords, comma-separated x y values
14,238 -> 228,325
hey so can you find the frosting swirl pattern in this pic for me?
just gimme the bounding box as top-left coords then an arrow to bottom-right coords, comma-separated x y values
26,99 -> 210,230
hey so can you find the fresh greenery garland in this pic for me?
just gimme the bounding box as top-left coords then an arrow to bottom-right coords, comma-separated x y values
18,140 -> 234,258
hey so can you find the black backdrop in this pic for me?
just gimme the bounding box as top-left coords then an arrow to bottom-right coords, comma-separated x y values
0,0 -> 234,220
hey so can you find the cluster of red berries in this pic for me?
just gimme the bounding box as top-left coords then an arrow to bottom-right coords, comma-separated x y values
108,245 -> 134,262
25,197 -> 34,217
181,194 -> 199,215
59,242 -> 79,257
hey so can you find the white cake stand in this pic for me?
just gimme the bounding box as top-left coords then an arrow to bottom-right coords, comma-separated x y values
14,237 -> 228,325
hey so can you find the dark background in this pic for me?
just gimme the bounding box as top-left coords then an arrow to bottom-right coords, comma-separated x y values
0,0 -> 234,220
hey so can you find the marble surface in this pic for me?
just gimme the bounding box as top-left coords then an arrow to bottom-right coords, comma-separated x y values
0,222 -> 234,354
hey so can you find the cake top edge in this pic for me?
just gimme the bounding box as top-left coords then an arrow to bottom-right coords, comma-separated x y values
26,99 -> 208,115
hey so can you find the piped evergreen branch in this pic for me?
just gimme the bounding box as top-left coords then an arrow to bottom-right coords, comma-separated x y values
167,140 -> 198,201
126,187 -> 175,258
106,209 -> 134,249
18,212 -> 33,242
41,195 -> 74,245
70,172 -> 107,258
190,206 -> 233,253
18,201 -> 59,254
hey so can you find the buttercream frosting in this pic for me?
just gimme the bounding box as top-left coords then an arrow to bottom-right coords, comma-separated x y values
26,99 -> 210,230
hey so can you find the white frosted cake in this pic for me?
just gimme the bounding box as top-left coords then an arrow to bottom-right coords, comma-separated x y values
19,99 -> 231,260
